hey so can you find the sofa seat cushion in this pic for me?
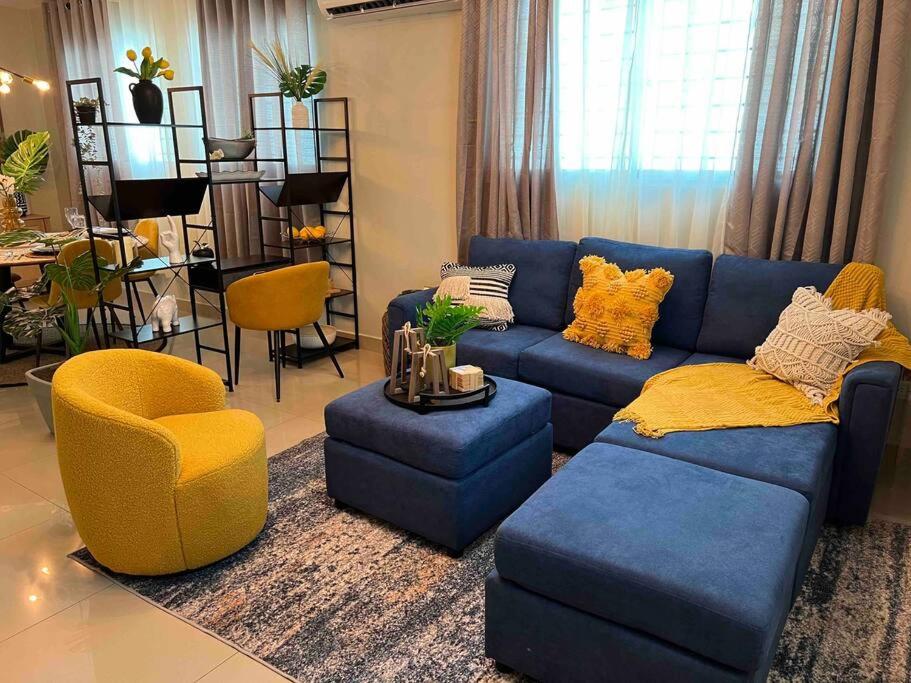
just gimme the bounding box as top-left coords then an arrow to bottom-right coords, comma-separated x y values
155,409 -> 266,485
595,421 -> 836,507
519,333 -> 689,406
681,351 -> 742,366
324,377 -> 551,479
456,326 -> 558,379
495,443 -> 808,673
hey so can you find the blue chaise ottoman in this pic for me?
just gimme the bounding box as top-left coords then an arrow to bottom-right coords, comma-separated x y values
486,443 -> 809,682
324,377 -> 553,554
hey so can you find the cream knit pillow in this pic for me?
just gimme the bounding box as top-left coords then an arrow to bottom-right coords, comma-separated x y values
748,286 -> 890,404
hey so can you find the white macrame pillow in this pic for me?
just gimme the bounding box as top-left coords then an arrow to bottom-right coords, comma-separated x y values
436,262 -> 516,332
747,286 -> 890,404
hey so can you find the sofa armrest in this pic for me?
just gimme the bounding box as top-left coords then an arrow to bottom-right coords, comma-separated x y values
829,361 -> 903,525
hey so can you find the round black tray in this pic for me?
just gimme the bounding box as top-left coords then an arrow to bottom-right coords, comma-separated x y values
383,376 -> 498,413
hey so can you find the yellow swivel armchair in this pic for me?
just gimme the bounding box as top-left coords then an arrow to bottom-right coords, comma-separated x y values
52,349 -> 267,576
226,261 -> 343,402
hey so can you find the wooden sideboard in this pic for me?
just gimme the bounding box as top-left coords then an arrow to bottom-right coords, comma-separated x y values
21,213 -> 51,232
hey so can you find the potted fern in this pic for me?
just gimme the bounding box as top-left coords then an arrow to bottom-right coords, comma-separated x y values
0,229 -> 138,432
250,40 -> 326,128
416,296 -> 485,369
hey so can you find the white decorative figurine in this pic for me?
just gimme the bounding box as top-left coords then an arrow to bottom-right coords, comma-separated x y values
150,294 -> 180,333
159,216 -> 182,264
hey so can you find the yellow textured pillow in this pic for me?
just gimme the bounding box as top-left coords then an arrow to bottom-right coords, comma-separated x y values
563,256 -> 674,360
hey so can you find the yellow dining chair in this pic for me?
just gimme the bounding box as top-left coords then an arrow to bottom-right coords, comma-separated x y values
226,261 -> 343,402
125,218 -> 160,321
31,239 -> 123,364
52,349 -> 267,575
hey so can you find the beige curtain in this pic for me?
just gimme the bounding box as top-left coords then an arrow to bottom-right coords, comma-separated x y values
196,0 -> 310,258
457,0 -> 558,261
44,0 -> 120,205
724,0 -> 910,263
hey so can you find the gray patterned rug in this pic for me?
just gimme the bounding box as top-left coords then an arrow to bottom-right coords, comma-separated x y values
71,433 -> 911,681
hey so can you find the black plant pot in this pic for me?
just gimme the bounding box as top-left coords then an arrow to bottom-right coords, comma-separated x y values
129,80 -> 163,124
75,106 -> 97,125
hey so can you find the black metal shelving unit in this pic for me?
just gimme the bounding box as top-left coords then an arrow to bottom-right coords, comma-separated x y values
65,78 -> 235,389
246,93 -> 359,366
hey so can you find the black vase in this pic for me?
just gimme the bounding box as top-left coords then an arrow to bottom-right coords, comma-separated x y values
129,80 -> 163,124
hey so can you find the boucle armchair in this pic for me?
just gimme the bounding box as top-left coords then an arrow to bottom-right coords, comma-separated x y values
52,349 -> 267,575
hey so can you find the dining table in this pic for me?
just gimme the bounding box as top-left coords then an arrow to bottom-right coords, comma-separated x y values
0,233 -> 151,363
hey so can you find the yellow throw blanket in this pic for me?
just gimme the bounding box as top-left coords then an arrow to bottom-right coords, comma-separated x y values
614,263 -> 911,437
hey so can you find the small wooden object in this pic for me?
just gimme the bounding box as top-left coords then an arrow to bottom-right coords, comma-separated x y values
407,345 -> 449,402
449,365 -> 485,392
388,322 -> 426,394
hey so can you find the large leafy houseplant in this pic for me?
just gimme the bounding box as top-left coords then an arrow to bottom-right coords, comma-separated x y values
0,131 -> 50,230
0,229 -> 139,358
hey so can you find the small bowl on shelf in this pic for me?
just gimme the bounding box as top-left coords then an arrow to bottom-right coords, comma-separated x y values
203,137 -> 256,161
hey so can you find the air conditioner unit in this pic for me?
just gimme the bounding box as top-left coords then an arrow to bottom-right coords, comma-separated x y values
317,0 -> 460,22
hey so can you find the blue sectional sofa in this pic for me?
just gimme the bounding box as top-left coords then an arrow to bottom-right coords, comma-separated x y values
386,236 -> 903,680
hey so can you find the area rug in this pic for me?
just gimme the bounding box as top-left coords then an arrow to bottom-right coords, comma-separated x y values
71,434 -> 911,681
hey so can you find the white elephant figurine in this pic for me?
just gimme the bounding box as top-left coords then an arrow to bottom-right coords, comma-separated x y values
150,294 -> 180,333
159,216 -> 182,264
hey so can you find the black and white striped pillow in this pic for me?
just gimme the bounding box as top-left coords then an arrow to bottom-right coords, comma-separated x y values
436,262 -> 516,332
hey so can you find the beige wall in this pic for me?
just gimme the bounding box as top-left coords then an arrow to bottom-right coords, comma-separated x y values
0,1 -> 70,228
308,8 -> 460,341
877,38 -> 911,335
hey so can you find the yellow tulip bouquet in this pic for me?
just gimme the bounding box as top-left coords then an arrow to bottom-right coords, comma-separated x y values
114,46 -> 174,82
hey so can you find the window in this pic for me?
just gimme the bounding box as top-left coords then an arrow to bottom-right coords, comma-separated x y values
556,0 -> 754,173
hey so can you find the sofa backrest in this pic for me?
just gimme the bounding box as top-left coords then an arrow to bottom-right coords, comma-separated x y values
564,237 -> 713,351
469,236 -> 578,330
696,254 -> 843,359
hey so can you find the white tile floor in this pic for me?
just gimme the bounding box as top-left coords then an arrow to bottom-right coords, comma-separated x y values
0,325 -> 383,682
1,323 -> 909,682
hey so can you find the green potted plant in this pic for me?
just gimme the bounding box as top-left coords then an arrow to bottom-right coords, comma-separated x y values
250,40 -> 326,128
74,97 -> 101,124
415,296 -> 485,369
0,229 -> 139,432
0,130 -> 50,228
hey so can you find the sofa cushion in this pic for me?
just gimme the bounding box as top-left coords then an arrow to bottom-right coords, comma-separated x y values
564,237 -> 712,350
519,333 -> 689,406
696,254 -> 843,359
595,421 -> 836,508
495,443 -> 807,673
747,286 -> 890,404
563,257 -> 675,360
324,377 -> 551,479
456,325 -> 560,379
469,236 -> 579,330
456,326 -> 558,379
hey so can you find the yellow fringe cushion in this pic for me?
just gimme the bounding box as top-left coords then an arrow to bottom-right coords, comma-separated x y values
563,255 -> 674,360
614,262 -> 911,437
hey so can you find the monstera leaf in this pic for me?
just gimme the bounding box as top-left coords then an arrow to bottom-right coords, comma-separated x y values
1,131 -> 50,194
0,129 -> 35,164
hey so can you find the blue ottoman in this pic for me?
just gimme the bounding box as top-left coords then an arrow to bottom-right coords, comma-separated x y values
324,377 -> 553,554
486,443 -> 809,682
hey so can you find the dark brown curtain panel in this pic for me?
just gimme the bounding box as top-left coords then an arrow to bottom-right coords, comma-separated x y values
456,0 -> 559,261
724,0 -> 910,263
